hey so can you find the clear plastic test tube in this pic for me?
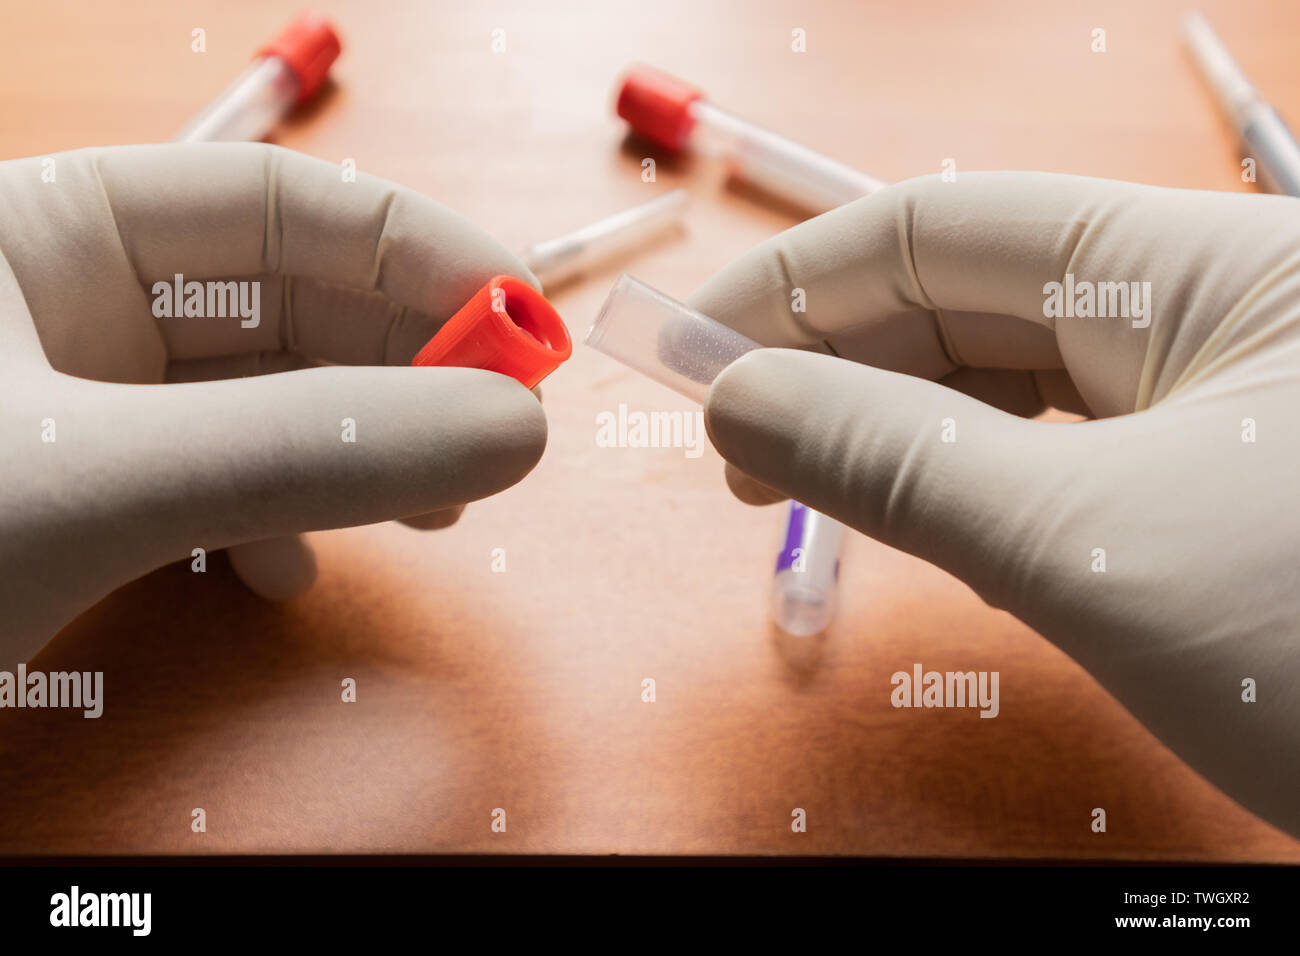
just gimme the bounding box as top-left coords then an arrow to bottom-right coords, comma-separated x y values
586,274 -> 758,401
587,275 -> 847,636
522,189 -> 688,287
773,503 -> 845,637
615,65 -> 886,214
174,11 -> 342,143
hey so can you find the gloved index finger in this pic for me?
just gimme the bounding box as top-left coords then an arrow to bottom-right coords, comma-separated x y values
91,141 -> 538,323
686,171 -> 1291,414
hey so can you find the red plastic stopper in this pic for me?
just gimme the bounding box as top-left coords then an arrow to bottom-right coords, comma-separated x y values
615,64 -> 703,151
412,276 -> 572,389
257,10 -> 342,105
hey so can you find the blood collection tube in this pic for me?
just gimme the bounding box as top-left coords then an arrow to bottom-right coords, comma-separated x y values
586,275 -> 847,635
174,11 -> 342,143
615,65 -> 886,214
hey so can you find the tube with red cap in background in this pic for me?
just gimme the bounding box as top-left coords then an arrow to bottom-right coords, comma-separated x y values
172,15 -> 684,289
616,64 -> 885,214
174,10 -> 342,143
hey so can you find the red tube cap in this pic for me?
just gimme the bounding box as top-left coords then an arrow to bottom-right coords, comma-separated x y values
258,10 -> 342,105
615,65 -> 703,151
412,276 -> 572,389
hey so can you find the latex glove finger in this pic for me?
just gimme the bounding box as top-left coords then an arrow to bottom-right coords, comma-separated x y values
399,506 -> 466,531
170,346 -> 470,593
698,174 -> 1300,839
724,463 -> 787,506
226,535 -> 318,602
718,362 -> 1076,509
2,364 -> 545,661
1,143 -> 546,603
706,349 -> 1068,599
688,171 -> 1298,418
229,504 -> 467,601
707,345 -> 1300,838
0,144 -> 538,379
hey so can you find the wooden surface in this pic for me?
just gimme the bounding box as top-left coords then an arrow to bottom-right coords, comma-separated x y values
1,0 -> 1298,860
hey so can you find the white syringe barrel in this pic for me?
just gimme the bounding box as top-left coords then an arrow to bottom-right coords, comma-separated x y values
615,65 -> 885,214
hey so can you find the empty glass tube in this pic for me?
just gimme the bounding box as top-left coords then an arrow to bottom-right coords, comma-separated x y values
587,275 -> 847,636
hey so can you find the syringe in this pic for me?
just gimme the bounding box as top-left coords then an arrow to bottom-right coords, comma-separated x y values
585,275 -> 844,636
615,64 -> 886,214
174,10 -> 342,143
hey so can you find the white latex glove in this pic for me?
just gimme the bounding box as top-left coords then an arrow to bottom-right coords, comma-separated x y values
691,172 -> 1300,838
0,143 -> 547,664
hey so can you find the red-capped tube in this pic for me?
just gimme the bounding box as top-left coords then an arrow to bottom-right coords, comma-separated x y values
616,64 -> 703,151
614,63 -> 885,212
257,10 -> 342,105
174,10 -> 342,142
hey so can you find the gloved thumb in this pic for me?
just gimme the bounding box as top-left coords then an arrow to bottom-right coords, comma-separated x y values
705,348 -> 1076,608
59,363 -> 546,585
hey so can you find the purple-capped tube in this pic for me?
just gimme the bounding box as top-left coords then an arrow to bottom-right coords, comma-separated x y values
773,502 -> 845,637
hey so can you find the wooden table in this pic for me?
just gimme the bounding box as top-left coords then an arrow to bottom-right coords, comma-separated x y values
1,0 -> 1297,860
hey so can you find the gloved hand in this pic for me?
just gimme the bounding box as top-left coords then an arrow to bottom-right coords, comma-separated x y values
691,172 -> 1300,838
0,143 -> 547,665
